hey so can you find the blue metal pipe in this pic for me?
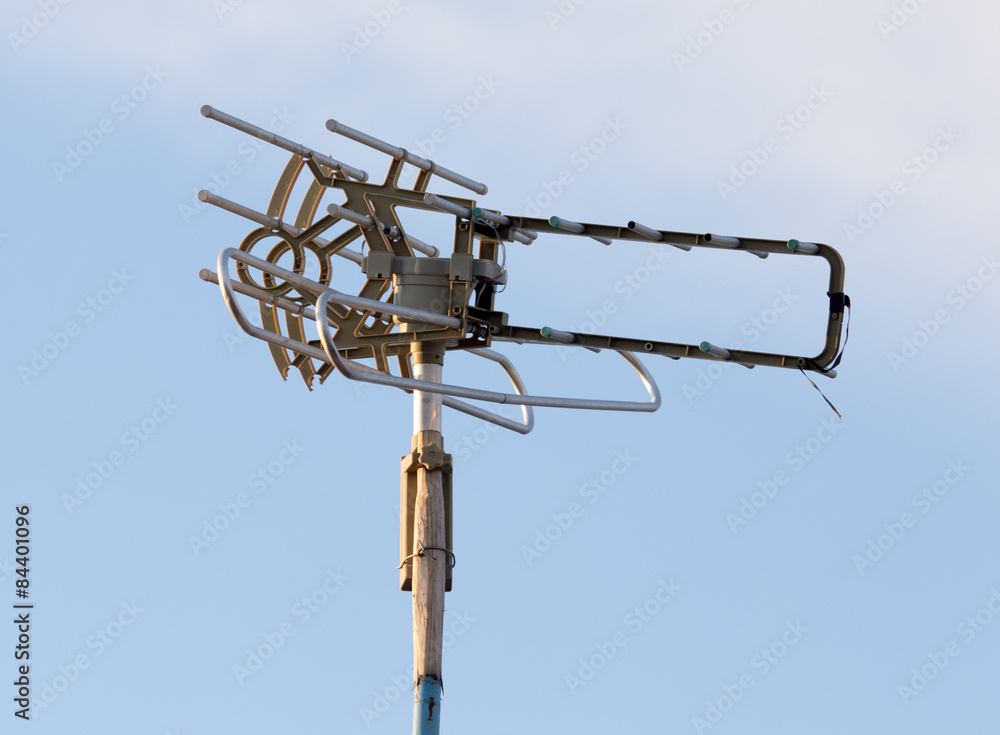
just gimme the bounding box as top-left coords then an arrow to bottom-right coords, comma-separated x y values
413,676 -> 442,735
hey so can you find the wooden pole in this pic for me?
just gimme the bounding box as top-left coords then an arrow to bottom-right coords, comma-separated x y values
411,349 -> 446,735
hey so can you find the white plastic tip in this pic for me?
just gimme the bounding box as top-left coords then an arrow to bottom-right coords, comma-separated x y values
550,216 -> 585,234
327,203 -> 374,229
704,233 -> 741,248
423,193 -> 470,218
628,221 -> 663,241
699,341 -> 733,360
541,326 -> 575,343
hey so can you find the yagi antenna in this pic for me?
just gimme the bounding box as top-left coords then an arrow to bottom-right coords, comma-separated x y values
197,106 -> 849,734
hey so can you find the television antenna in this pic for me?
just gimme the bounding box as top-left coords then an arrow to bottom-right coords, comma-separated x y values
198,105 -> 848,734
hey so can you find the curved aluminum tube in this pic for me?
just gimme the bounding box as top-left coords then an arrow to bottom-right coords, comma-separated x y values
217,250 -> 332,363
213,251 -> 532,431
216,248 -> 656,416
340,358 -> 533,433
446,349 -> 534,434
220,248 -> 462,330
315,291 -> 660,412
308,350 -> 532,433
441,395 -> 531,434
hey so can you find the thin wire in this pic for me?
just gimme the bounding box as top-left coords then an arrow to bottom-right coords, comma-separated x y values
397,541 -> 457,569
472,217 -> 507,294
495,239 -> 507,294
799,298 -> 850,418
799,365 -> 842,419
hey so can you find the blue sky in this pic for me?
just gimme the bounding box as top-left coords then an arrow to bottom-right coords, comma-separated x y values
4,1 -> 1000,733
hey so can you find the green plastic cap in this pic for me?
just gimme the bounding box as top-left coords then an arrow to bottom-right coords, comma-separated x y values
699,341 -> 712,352
787,239 -> 800,250
541,326 -> 554,338
549,216 -> 562,227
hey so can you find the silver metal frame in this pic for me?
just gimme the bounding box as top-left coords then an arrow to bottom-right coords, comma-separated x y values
197,106 -> 848,426
212,248 -> 660,417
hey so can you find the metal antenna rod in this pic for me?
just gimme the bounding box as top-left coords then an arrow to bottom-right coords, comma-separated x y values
202,105 -> 368,182
327,118 -> 488,195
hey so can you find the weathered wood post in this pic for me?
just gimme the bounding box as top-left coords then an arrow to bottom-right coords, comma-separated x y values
409,344 -> 447,735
